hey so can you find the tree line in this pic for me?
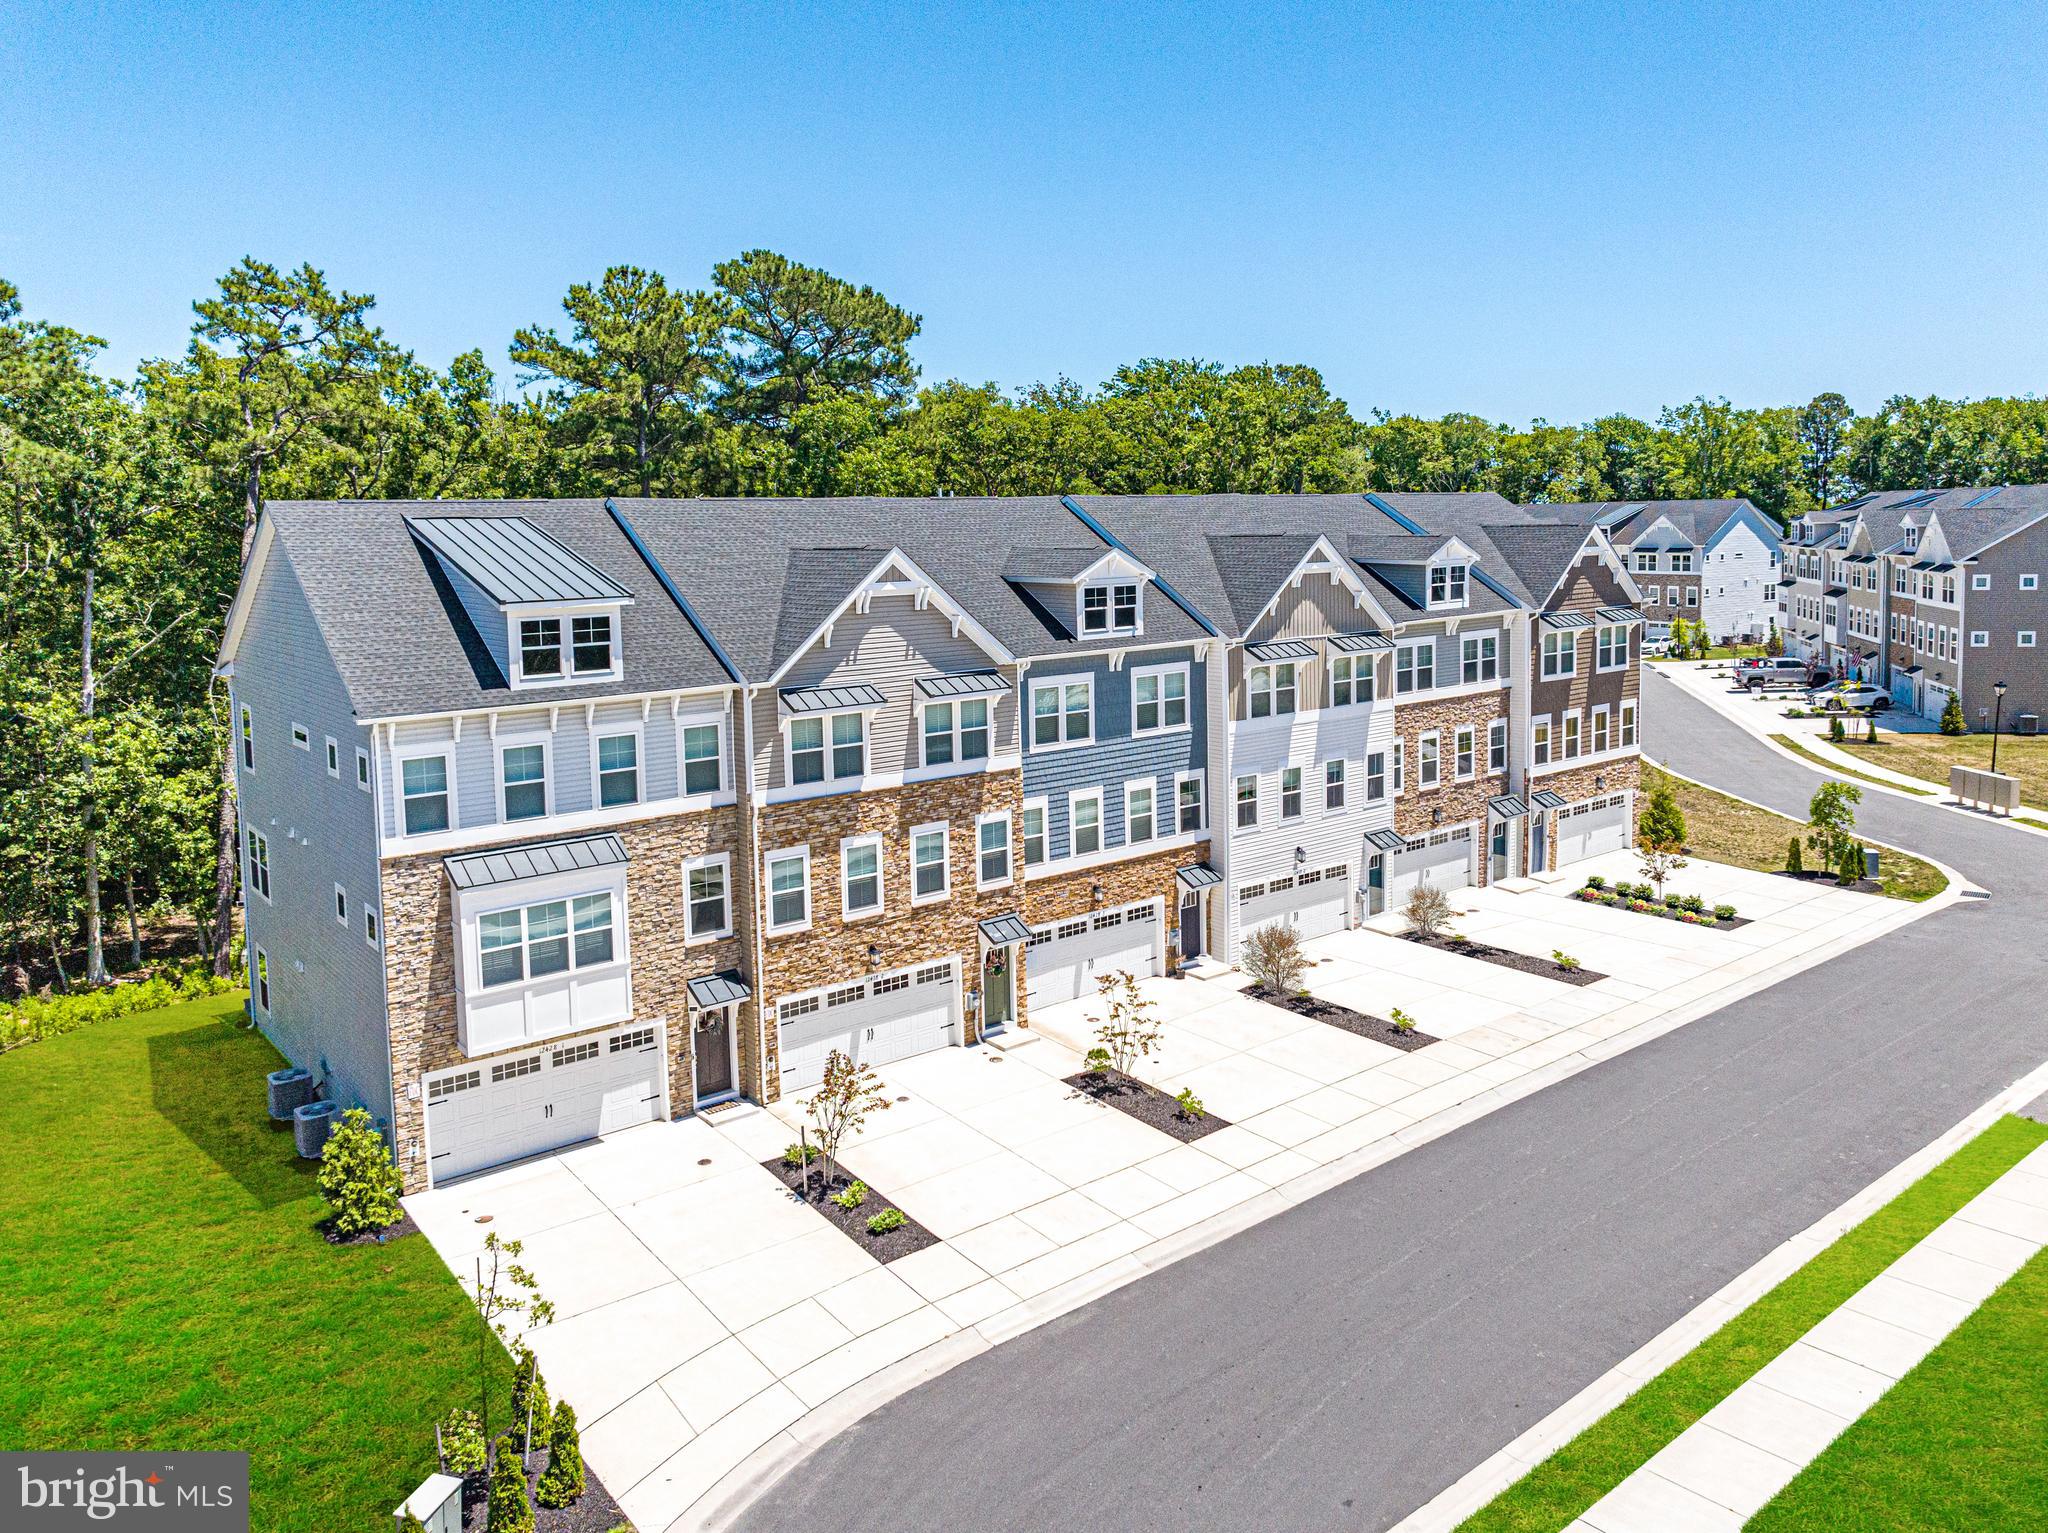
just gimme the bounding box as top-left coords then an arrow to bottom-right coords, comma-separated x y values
5,250 -> 2045,990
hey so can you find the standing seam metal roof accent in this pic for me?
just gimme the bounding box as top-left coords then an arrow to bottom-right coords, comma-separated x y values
1365,828 -> 1411,851
915,671 -> 1011,699
1539,611 -> 1598,629
1595,606 -> 1644,624
977,913 -> 1034,946
1327,632 -> 1395,652
1531,790 -> 1570,809
1175,864 -> 1224,890
1245,639 -> 1318,661
1487,794 -> 1530,818
686,971 -> 753,1008
444,833 -> 629,890
781,683 -> 889,714
408,515 -> 633,605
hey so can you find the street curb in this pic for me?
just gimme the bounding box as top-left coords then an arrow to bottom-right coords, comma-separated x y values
1384,1053 -> 2048,1533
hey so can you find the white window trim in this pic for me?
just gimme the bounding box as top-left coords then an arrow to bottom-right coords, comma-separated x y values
1427,560 -> 1470,611
291,723 -> 311,752
1122,777 -> 1158,844
837,834 -> 885,919
334,883 -> 349,927
239,705 -> 255,773
1279,765 -> 1304,819
1323,758 -> 1347,813
1453,724 -> 1477,781
1068,787 -> 1107,858
364,907 -> 380,949
1077,580 -> 1142,637
764,845 -> 813,934
1541,630 -> 1578,679
976,810 -> 1013,890
1460,632 -> 1501,685
469,883 -> 629,995
1562,710 -> 1583,760
507,603 -> 625,690
1028,673 -> 1096,752
783,707 -> 871,788
590,721 -> 646,811
1174,769 -> 1206,834
1969,631 -> 1989,648
2021,574 -> 2039,590
1972,573 -> 1991,591
1246,661 -> 1299,720
355,746 -> 372,793
1130,662 -> 1192,736
917,694 -> 993,769
1416,729 -> 1442,789
244,827 -> 272,905
676,709 -> 728,800
388,747 -> 450,830
684,851 -> 735,943
1591,704 -> 1611,755
1620,699 -> 1639,747
909,821 -> 951,905
1395,640 -> 1436,694
1390,740 -> 1405,796
252,947 -> 270,1014
1595,624 -> 1630,673
496,734 -> 555,824
324,735 -> 341,779
1020,796 -> 1049,868
1234,773 -> 1260,829
1327,652 -> 1375,708
1487,717 -> 1508,774
2019,630 -> 2038,648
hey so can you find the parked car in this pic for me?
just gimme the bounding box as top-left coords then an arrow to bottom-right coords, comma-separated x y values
1743,657 -> 1830,691
1810,681 -> 1890,713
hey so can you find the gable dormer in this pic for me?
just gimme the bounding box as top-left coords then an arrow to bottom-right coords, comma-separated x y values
407,515 -> 634,690
1424,538 -> 1480,610
1002,546 -> 1155,641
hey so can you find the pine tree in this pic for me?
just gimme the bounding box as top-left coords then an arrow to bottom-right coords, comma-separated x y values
1940,690 -> 1967,736
1865,713 -> 1879,744
316,1106 -> 402,1237
399,1515 -> 428,1533
485,1436 -> 533,1533
1786,836 -> 1804,874
534,1401 -> 585,1509
508,1345 -> 549,1452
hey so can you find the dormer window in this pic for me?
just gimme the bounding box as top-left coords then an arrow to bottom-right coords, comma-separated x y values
1081,582 -> 1140,635
1904,526 -> 1919,551
1428,564 -> 1468,608
517,612 -> 615,683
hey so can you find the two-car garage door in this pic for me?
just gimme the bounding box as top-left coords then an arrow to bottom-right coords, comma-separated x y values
1238,865 -> 1351,942
1383,827 -> 1475,910
1556,793 -> 1632,867
1025,900 -> 1161,1007
425,1023 -> 666,1185
777,959 -> 960,1093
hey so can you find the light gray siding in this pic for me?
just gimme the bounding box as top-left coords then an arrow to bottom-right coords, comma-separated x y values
441,560 -> 511,679
231,546 -> 393,1130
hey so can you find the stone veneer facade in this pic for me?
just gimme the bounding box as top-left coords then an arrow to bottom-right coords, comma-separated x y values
1391,689 -> 1514,883
753,770 -> 1023,1106
1529,756 -> 1643,865
381,804 -> 750,1193
1021,840 -> 1214,994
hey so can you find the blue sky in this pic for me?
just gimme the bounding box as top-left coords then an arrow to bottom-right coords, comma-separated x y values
5,0 -> 2045,422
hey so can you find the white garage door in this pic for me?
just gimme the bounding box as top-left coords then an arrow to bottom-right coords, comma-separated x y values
425,1023 -> 665,1186
1557,794 -> 1631,866
778,959 -> 959,1093
1025,901 -> 1161,1007
1238,865 -> 1351,942
1384,828 -> 1475,910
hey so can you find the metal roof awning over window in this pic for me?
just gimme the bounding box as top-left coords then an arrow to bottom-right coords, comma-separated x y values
1824,585 -> 1847,596
407,515 -> 632,605
1912,561 -> 1956,573
1365,828 -> 1410,851
445,833 -> 628,891
916,671 -> 1010,700
1175,863 -> 1223,891
687,971 -> 752,1009
1488,794 -> 1529,819
1539,611 -> 1597,629
1901,665 -> 1924,675
1531,789 -> 1569,810
780,682 -> 887,715
1245,639 -> 1317,661
1327,632 -> 1395,653
1595,606 -> 1644,625
979,913 -> 1033,947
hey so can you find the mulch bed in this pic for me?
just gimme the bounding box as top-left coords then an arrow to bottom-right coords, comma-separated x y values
1243,983 -> 1438,1051
320,1209 -> 421,1246
1400,931 -> 1608,986
1574,891 -> 1752,931
759,1156 -> 940,1264
1064,1067 -> 1228,1142
1776,870 -> 1883,895
456,1447 -> 625,1533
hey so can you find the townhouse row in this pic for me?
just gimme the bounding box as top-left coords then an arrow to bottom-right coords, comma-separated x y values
1776,485 -> 2048,727
217,492 -> 1647,1191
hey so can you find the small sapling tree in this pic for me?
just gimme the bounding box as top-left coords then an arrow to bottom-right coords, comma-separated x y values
1242,922 -> 1307,993
1403,882 -> 1454,939
1806,780 -> 1863,880
1635,784 -> 1689,900
473,1232 -> 555,1442
807,1049 -> 886,1191
1090,969 -> 1164,1074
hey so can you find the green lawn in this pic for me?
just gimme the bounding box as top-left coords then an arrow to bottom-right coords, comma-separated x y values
1748,1243 -> 2048,1532
1837,731 -> 2048,809
1767,733 -> 1934,796
1457,1115 -> 2048,1533
1643,763 -> 1946,901
1649,643 -> 1768,663
0,994 -> 510,1531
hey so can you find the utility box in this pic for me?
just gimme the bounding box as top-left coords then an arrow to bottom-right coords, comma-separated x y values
393,1473 -> 463,1533
1864,847 -> 1881,879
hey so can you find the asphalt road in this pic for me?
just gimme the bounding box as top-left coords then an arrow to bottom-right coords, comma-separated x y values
738,669 -> 2048,1533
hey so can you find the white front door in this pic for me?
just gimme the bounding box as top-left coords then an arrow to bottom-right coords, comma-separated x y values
1025,900 -> 1162,1007
1237,865 -> 1351,942
424,1023 -> 665,1186
777,959 -> 959,1093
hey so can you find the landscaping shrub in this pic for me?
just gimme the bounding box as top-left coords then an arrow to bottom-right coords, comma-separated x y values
1552,950 -> 1582,972
1713,903 -> 1737,922
830,1180 -> 868,1211
1680,893 -> 1706,914
439,1407 -> 486,1477
1828,715 -> 1846,742
1242,922 -> 1307,993
1174,1087 -> 1205,1121
507,1345 -> 549,1453
534,1401 -> 584,1510
1390,1007 -> 1417,1034
0,961 -> 239,1054
1584,875 -> 1605,890
1403,882 -> 1454,938
866,1208 -> 907,1235
1865,714 -> 1879,744
782,1141 -> 817,1167
486,1436 -> 533,1533
1786,836 -> 1805,874
317,1107 -> 403,1238
401,1514 -> 428,1533
1940,690 -> 1967,735
1663,892 -> 1683,909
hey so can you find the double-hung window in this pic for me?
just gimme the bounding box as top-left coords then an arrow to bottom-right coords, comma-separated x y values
1396,642 -> 1434,694
1070,791 -> 1104,856
680,720 -> 722,796
1541,630 -> 1578,679
1417,733 -> 1440,788
245,829 -> 271,902
1235,775 -> 1259,828
1126,781 -> 1156,843
501,742 -> 548,822
1081,582 -> 1139,634
1248,663 -> 1296,718
922,699 -> 990,767
239,706 -> 255,771
912,826 -> 950,901
400,754 -> 451,834
1429,564 -> 1468,606
593,733 -> 639,807
1365,752 -> 1386,801
1454,726 -> 1476,779
1461,633 -> 1498,684
686,856 -> 731,939
1031,678 -> 1093,747
1330,654 -> 1372,706
1324,760 -> 1346,811
789,712 -> 865,784
1488,719 -> 1507,773
1176,773 -> 1204,833
766,850 -> 810,930
1593,708 -> 1611,754
841,838 -> 882,915
324,737 -> 341,778
977,814 -> 1011,887
480,893 -> 614,988
1563,713 -> 1582,759
1132,665 -> 1188,733
1280,767 -> 1302,819
1021,802 -> 1047,866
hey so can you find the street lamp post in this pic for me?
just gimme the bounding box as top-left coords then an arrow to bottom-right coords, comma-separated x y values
1991,680 -> 2009,774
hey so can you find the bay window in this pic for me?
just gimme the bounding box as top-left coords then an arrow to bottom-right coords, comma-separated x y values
479,893 -> 614,988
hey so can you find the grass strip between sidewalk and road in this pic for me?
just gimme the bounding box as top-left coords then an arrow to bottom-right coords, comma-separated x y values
1643,763 -> 1946,902
1456,1113 -> 2048,1533
1746,1241 -> 2048,1532
1836,731 -> 2048,812
1767,733 -> 1933,795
